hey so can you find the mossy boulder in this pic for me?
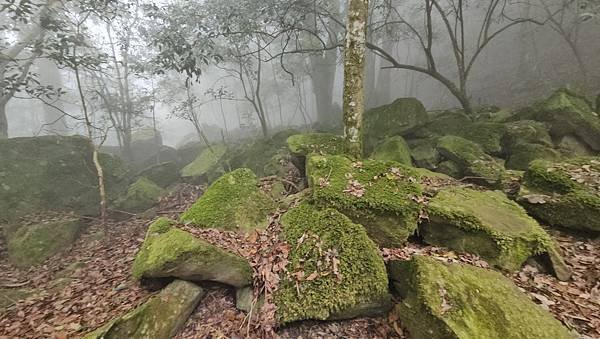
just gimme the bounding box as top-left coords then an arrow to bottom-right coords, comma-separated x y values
436,160 -> 462,178
286,133 -> 344,157
84,279 -> 204,339
411,111 -> 471,139
225,138 -> 281,177
136,162 -> 179,188
558,135 -> 595,156
388,256 -> 574,339
370,136 -> 412,166
0,136 -> 125,220
363,98 -> 428,152
457,122 -> 505,155
517,158 -> 600,232
409,138 -> 441,169
421,187 -> 559,272
7,219 -> 83,268
132,218 -> 252,287
436,135 -> 505,186
114,177 -> 165,214
180,168 -> 277,232
180,144 -> 227,183
274,203 -> 391,324
505,143 -> 561,171
501,120 -> 553,154
306,155 -> 423,247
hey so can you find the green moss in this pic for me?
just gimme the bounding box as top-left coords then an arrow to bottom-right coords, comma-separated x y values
363,98 -> 428,152
136,162 -> 179,188
180,168 -> 277,232
412,111 -> 471,139
518,158 -> 600,232
225,138 -> 280,177
180,144 -> 227,182
505,143 -> 561,171
114,177 -> 165,214
457,122 -> 505,155
436,136 -> 505,186
132,218 -> 252,287
389,256 -> 574,339
409,138 -> 441,169
370,136 -> 413,166
7,219 -> 83,268
422,187 -> 554,271
274,203 -> 390,324
286,133 -> 345,156
501,120 -> 553,153
84,280 -> 204,339
306,155 -> 423,247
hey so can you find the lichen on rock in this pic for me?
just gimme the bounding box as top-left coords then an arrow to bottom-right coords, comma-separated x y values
306,155 -> 423,247
274,202 -> 391,324
132,218 -> 252,287
180,168 -> 277,232
388,256 -> 574,339
421,187 -> 559,272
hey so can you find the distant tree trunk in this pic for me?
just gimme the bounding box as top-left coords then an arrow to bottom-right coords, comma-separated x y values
596,93 -> 600,112
0,101 -> 7,139
343,0 -> 369,159
38,58 -> 68,134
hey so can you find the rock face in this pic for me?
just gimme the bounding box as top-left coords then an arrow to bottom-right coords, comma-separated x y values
388,256 -> 574,339
306,155 -> 423,247
274,203 -> 391,324
457,122 -> 505,155
84,279 -> 204,339
370,136 -> 412,166
180,144 -> 227,183
136,162 -> 179,188
132,218 -> 252,287
6,219 -> 83,268
436,135 -> 505,186
409,138 -> 440,169
363,98 -> 428,152
114,177 -> 165,214
421,187 -> 558,271
0,136 -> 124,219
505,143 -> 561,171
412,111 -> 471,139
286,133 -> 344,157
180,168 -> 277,232
501,120 -> 553,153
518,158 -> 600,232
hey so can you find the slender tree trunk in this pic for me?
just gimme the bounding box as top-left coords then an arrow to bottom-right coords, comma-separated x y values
343,0 -> 369,159
0,101 -> 8,139
596,93 -> 600,112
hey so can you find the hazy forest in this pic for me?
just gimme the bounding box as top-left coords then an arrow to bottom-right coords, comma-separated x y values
1,0 -> 600,337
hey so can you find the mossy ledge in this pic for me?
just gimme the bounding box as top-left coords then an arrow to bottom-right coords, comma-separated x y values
286,133 -> 345,156
306,154 -> 423,247
132,218 -> 252,287
180,168 -> 277,232
388,256 -> 574,339
274,202 -> 391,325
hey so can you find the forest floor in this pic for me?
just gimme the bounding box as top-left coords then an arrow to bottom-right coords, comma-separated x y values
0,184 -> 599,339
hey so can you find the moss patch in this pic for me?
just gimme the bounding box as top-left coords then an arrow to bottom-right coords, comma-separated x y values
388,256 -> 574,339
518,158 -> 600,232
180,144 -> 227,183
409,138 -> 441,169
136,162 -> 179,188
84,279 -> 204,339
457,122 -> 505,155
114,177 -> 165,214
180,168 -> 277,232
421,187 -> 555,271
132,218 -> 252,287
286,133 -> 345,157
274,203 -> 390,324
505,143 -> 561,171
370,136 -> 413,166
7,219 -> 83,268
306,155 -> 423,247
501,120 -> 553,153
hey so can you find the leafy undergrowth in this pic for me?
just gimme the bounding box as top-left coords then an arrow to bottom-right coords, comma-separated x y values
0,183 -> 598,338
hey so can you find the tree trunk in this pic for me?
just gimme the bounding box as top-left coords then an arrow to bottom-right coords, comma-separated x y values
596,93 -> 600,112
0,101 -> 8,139
342,0 -> 369,159
38,58 -> 68,134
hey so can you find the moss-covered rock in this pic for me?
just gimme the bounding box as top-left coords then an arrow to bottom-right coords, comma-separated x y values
114,177 -> 165,214
306,155 -> 422,247
136,162 -> 179,188
409,138 -> 441,169
505,143 -> 561,171
286,133 -> 344,157
457,122 -> 505,155
84,279 -> 204,339
180,144 -> 227,183
436,160 -> 462,179
225,138 -> 280,177
421,187 -> 557,271
501,120 -> 553,154
517,158 -> 600,232
363,98 -> 428,152
436,136 -> 505,186
411,111 -> 471,139
180,168 -> 277,232
0,136 -> 125,219
132,218 -> 252,287
274,203 -> 391,324
388,256 -> 574,339
557,135 -> 595,156
370,136 -> 412,166
7,219 -> 83,268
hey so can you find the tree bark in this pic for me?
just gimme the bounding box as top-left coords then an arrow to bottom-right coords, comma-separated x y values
342,0 -> 369,159
596,93 -> 600,113
0,100 -> 8,139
